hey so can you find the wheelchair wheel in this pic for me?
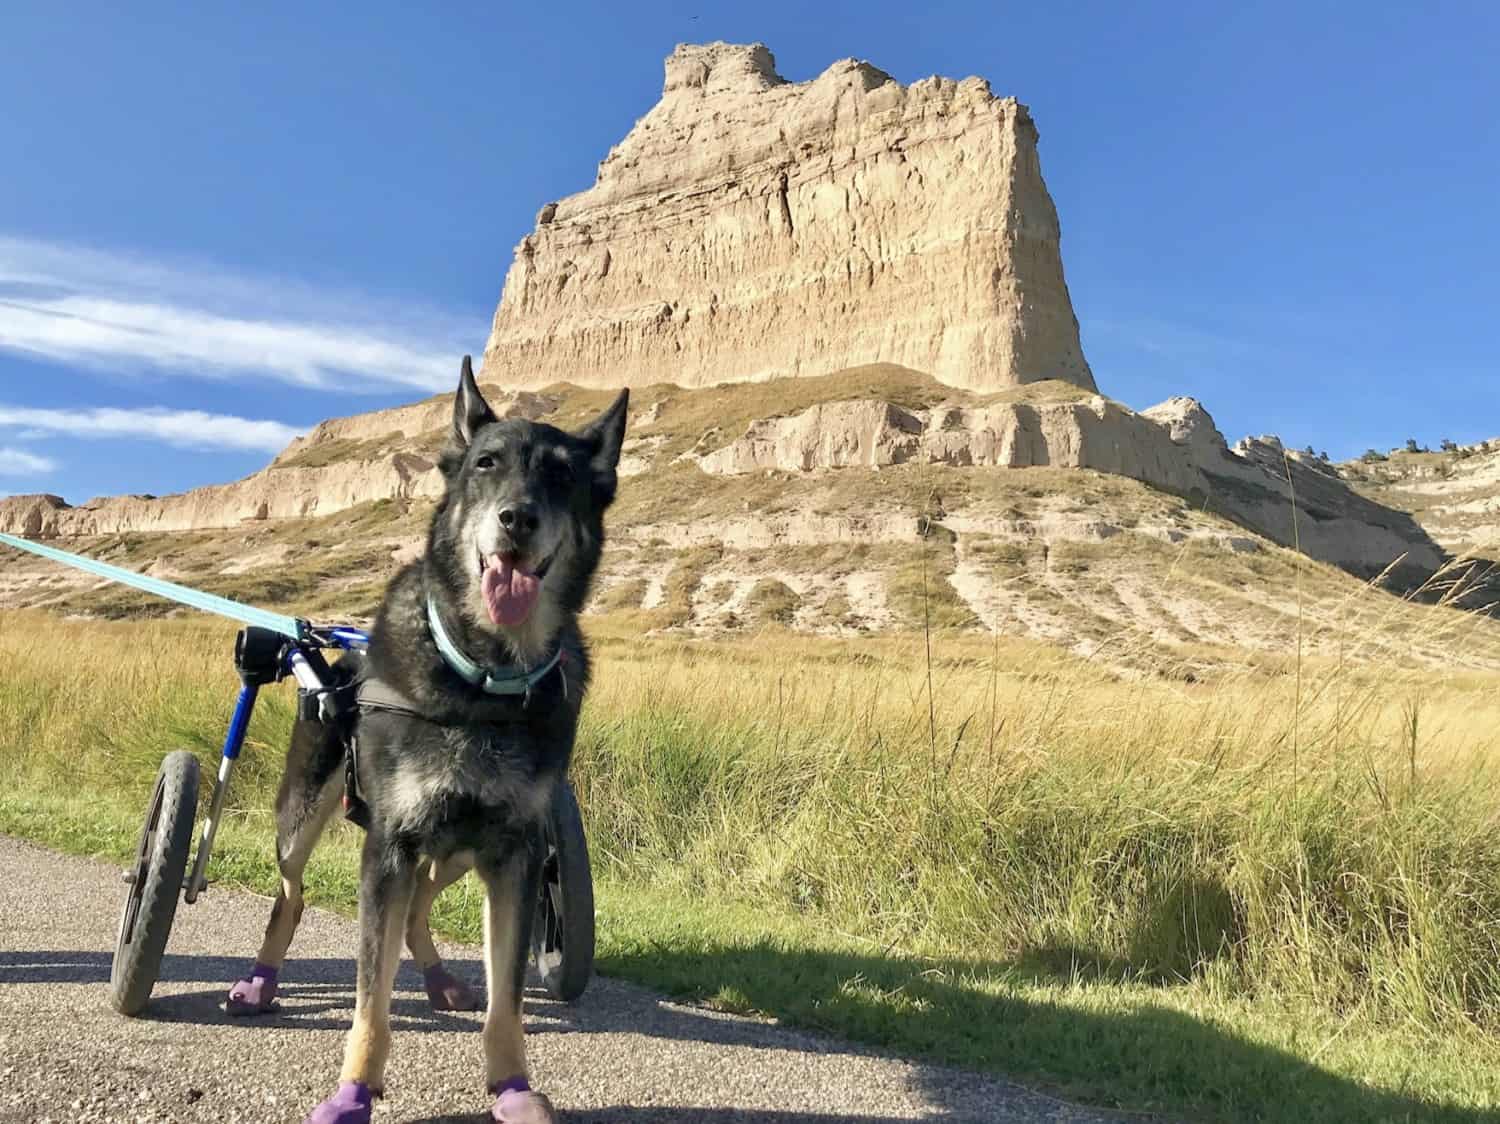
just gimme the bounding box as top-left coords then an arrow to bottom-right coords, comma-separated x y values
531,779 -> 594,1002
110,750 -> 199,1016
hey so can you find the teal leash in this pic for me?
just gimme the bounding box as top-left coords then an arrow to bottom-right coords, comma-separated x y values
0,532 -> 308,640
0,532 -> 560,694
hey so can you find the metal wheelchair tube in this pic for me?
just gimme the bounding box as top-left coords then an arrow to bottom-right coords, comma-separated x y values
287,649 -> 328,693
183,683 -> 258,904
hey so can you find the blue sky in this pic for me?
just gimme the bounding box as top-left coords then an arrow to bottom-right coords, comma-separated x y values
1,2 -> 1495,503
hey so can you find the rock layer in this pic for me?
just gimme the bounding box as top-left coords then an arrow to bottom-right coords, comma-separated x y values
1338,441 -> 1500,559
481,42 -> 1094,394
694,392 -> 1444,580
0,377 -> 1444,584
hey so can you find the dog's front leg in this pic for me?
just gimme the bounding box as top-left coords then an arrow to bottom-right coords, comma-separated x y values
479,844 -> 557,1124
304,829 -> 416,1124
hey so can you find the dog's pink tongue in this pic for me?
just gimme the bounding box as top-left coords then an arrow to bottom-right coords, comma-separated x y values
482,556 -> 541,627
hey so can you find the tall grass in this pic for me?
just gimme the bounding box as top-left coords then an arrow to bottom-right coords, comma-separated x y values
3,610 -> 1498,1038
575,625 -> 1500,1032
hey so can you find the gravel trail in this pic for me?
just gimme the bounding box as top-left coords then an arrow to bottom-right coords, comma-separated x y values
0,836 -> 1121,1123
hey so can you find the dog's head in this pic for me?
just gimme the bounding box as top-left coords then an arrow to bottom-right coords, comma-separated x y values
429,355 -> 627,660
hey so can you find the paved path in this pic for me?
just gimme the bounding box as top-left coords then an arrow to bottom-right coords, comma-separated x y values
0,836 -> 1121,1123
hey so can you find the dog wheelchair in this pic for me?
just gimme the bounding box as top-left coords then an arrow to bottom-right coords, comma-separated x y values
108,620 -> 595,1016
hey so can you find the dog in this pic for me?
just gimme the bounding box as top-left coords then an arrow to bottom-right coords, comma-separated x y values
225,356 -> 627,1124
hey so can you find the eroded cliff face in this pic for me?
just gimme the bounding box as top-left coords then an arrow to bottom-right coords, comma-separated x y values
481,42 -> 1095,394
690,390 -> 1444,581
0,385 -> 548,538
1339,441 -> 1500,560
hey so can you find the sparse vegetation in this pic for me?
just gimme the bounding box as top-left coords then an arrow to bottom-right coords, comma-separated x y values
614,542 -> 723,630
742,578 -> 800,625
594,578 -> 648,613
274,432 -> 404,469
1339,440 -> 1500,560
883,525 -> 979,631
819,592 -> 857,628
700,579 -> 735,604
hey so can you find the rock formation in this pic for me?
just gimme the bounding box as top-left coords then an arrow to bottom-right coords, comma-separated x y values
0,42 -> 1461,632
481,42 -> 1095,394
0,372 -> 1444,586
691,390 -> 1443,580
1339,440 -> 1500,559
0,384 -> 549,538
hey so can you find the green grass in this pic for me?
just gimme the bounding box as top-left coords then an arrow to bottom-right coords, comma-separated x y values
3,613 -> 1500,1121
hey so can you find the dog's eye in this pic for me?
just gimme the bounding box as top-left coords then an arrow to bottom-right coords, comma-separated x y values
474,454 -> 495,470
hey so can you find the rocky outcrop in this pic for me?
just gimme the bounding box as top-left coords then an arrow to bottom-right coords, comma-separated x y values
0,382 -> 572,538
1338,441 -> 1500,559
0,373 -> 1445,586
481,42 -> 1094,395
695,392 -> 1445,580
0,457 -> 445,538
0,494 -> 71,538
695,393 -> 1204,495
0,369 -> 1445,588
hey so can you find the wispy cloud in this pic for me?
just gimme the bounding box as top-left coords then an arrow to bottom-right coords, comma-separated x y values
1090,317 -> 1262,366
0,404 -> 300,453
0,234 -> 481,392
0,447 -> 57,475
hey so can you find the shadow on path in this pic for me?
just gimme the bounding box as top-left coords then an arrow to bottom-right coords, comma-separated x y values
4,944 -> 1490,1122
596,941 -> 1495,1124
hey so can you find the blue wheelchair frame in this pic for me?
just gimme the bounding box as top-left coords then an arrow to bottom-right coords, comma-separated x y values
183,622 -> 368,904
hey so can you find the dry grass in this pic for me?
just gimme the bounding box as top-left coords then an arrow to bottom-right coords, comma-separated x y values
742,579 -> 800,625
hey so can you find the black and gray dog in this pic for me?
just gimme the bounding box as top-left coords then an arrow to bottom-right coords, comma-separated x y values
225,357 -> 627,1124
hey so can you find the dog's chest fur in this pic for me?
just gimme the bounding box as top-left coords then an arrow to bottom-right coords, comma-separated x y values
349,564 -> 586,859
373,718 -> 558,839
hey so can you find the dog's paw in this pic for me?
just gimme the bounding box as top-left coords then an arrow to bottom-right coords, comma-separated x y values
303,1081 -> 374,1124
422,962 -> 482,1012
491,1086 -> 558,1124
225,962 -> 278,1016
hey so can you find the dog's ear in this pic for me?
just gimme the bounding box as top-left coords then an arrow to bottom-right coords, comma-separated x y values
576,389 -> 629,504
451,355 -> 496,450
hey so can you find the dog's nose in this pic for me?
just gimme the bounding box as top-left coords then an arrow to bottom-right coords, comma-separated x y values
498,503 -> 540,541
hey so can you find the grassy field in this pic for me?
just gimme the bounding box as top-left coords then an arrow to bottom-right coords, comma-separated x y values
2,609 -> 1499,1121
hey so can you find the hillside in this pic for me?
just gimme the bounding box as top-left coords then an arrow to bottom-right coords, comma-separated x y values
3,366 -> 1494,678
1338,441 -> 1500,559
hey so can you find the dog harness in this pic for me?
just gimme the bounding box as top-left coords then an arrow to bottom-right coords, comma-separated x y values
325,609 -> 569,827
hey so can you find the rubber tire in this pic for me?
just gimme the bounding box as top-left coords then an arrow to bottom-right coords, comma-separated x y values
532,779 -> 594,1002
109,750 -> 199,1016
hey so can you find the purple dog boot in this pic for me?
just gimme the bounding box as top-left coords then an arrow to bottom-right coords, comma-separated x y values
491,1077 -> 558,1124
304,1081 -> 374,1124
423,961 -> 482,1012
225,961 -> 278,1016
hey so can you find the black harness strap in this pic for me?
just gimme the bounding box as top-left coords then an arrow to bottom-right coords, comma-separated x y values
316,660 -> 572,829
333,678 -> 428,829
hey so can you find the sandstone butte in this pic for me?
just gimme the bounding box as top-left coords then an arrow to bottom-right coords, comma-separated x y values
0,43 -> 1474,598
480,42 -> 1096,395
